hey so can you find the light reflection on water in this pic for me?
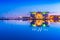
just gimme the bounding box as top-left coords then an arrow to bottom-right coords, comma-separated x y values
0,21 -> 60,40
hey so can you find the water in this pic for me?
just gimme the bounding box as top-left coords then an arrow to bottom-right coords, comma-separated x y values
0,21 -> 60,40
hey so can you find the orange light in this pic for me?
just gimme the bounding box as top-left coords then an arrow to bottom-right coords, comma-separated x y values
58,20 -> 60,22
50,16 -> 54,19
35,13 -> 43,19
58,16 -> 60,18
50,19 -> 54,22
35,20 -> 43,26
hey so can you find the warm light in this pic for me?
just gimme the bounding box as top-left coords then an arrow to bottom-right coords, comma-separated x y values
35,13 -> 43,19
58,20 -> 60,22
58,16 -> 60,18
50,16 -> 54,19
50,19 -> 54,22
35,20 -> 43,26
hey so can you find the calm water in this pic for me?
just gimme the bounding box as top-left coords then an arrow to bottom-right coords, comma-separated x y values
0,21 -> 60,40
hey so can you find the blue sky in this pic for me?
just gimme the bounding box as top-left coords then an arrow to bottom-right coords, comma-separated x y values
0,0 -> 60,16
